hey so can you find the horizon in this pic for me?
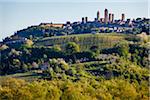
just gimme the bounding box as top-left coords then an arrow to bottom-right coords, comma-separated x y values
0,0 -> 149,41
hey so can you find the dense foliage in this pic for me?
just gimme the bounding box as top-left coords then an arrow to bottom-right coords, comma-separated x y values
0,77 -> 149,100
0,33 -> 149,100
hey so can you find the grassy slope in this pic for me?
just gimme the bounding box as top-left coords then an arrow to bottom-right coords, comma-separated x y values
0,71 -> 42,82
34,33 -> 127,51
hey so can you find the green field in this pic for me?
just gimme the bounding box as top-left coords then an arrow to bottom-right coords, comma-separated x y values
0,71 -> 42,82
35,33 -> 127,51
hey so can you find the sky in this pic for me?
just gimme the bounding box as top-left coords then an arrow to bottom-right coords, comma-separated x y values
0,0 -> 149,41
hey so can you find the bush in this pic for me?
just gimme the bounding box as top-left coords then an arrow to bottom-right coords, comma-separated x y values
115,41 -> 130,58
65,42 -> 80,55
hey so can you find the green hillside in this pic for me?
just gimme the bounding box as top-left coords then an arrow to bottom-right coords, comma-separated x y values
1,33 -> 149,100
35,33 -> 127,51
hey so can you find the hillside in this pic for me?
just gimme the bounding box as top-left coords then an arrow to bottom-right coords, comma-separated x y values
34,33 -> 127,51
0,33 -> 149,100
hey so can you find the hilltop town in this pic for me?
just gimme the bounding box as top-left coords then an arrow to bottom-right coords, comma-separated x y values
1,9 -> 149,46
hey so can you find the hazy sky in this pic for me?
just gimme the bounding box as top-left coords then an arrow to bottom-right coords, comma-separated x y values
0,0 -> 149,41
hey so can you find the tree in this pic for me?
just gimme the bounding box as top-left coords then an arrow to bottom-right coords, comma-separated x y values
0,45 -> 9,51
22,63 -> 28,72
52,45 -> 61,51
90,45 -> 100,54
132,28 -> 142,34
44,32 -> 49,37
9,49 -> 21,56
49,59 -> 69,71
115,41 -> 129,58
65,42 -> 80,55
22,39 -> 33,48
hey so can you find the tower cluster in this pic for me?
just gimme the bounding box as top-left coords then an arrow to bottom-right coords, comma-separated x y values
82,17 -> 88,23
95,9 -> 125,23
